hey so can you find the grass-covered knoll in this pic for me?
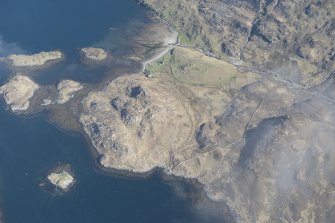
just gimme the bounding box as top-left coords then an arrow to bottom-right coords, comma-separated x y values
146,47 -> 255,88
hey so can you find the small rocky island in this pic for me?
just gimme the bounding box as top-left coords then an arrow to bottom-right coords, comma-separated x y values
81,47 -> 108,61
56,80 -> 83,104
47,165 -> 75,192
7,51 -> 63,67
0,74 -> 85,112
0,74 -> 39,111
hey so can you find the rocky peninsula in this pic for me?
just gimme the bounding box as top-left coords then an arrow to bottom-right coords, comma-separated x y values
7,51 -> 63,67
81,45 -> 335,222
0,74 -> 39,111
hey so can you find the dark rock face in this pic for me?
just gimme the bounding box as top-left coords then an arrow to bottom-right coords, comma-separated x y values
90,123 -> 101,136
110,85 -> 149,126
127,85 -> 145,99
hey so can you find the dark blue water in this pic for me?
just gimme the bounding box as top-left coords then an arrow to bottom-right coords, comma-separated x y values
0,104 -> 199,223
0,1 -> 207,223
0,0 -> 144,54
0,0 -> 148,84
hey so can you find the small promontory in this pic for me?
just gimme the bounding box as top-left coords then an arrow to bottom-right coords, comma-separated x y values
0,74 -> 39,111
7,51 -> 63,67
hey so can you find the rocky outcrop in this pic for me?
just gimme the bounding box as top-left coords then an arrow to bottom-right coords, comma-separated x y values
7,51 -> 63,67
80,75 -> 193,173
56,80 -> 83,104
81,47 -> 108,61
47,165 -> 75,192
0,74 -> 39,111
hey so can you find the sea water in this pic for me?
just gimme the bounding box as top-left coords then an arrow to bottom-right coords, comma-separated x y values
0,0 -> 204,222
0,107 -> 199,223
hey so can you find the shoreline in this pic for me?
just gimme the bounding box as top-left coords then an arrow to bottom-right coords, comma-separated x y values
0,5 -> 226,219
0,3 -> 228,223
141,28 -> 178,71
141,44 -> 175,72
39,105 -> 222,212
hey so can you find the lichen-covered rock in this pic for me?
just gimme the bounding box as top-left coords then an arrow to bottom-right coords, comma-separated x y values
7,51 -> 63,67
0,74 -> 39,111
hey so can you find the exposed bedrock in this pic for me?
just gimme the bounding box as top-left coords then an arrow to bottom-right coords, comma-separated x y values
80,75 -> 194,173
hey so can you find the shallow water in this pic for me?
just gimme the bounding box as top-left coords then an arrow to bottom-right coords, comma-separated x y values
0,0 -> 210,222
